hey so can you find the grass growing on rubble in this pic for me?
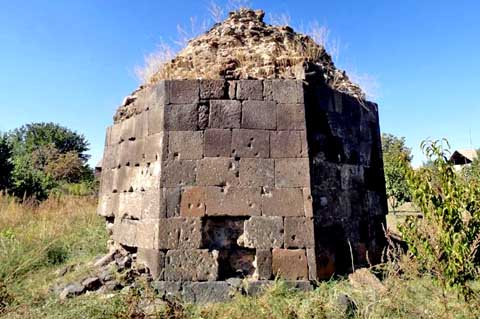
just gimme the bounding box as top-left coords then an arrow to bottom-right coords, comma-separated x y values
1,193 -> 480,319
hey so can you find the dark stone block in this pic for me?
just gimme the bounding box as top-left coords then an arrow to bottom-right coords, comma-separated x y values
236,80 -> 263,100
209,100 -> 241,128
204,129 -> 232,157
164,104 -> 198,131
168,80 -> 199,104
200,80 -> 227,99
182,282 -> 233,303
241,100 -> 276,130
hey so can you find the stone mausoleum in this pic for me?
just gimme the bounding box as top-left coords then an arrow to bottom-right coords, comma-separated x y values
97,9 -> 387,302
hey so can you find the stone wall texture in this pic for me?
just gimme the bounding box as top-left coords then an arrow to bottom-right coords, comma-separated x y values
98,79 -> 387,299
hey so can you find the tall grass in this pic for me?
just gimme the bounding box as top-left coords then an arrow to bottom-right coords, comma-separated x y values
0,193 -> 107,313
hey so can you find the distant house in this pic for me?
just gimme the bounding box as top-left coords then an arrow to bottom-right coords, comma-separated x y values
450,149 -> 478,171
95,158 -> 103,179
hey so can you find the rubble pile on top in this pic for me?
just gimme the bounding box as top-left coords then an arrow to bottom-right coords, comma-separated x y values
114,8 -> 364,122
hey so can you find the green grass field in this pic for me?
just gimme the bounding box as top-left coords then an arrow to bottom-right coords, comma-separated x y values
1,194 -> 479,319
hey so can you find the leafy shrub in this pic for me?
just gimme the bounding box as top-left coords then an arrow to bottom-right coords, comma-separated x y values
400,139 -> 480,296
46,243 -> 70,265
381,133 -> 412,210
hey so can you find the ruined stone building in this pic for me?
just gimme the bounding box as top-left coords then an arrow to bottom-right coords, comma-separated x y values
97,9 -> 387,302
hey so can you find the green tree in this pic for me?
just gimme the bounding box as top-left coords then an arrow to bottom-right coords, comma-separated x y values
381,133 -> 412,210
6,123 -> 92,199
0,133 -> 13,190
400,140 -> 480,297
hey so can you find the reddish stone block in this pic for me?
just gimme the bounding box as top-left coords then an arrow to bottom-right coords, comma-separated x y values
272,249 -> 308,280
180,187 -> 206,217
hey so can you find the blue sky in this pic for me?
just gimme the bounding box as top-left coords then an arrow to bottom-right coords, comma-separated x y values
0,0 -> 479,167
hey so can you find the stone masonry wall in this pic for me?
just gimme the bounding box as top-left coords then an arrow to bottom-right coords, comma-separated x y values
97,79 -> 387,301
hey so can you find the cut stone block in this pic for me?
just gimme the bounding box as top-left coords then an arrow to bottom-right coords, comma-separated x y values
151,281 -> 182,299
239,158 -> 274,187
134,112 -> 148,138
168,131 -> 204,160
118,191 -> 143,220
158,217 -> 202,249
165,249 -> 219,281
227,81 -> 236,99
165,104 -> 198,130
242,216 -> 283,249
168,80 -> 199,104
198,103 -> 209,130
136,220 -> 159,249
112,219 -> 137,247
165,187 -> 181,218
255,249 -> 272,280
200,80 -> 226,99
241,100 -> 276,130
262,188 -> 304,216
236,80 -> 263,100
306,248 -> 318,280
231,129 -> 269,158
277,104 -> 306,130
272,248 -> 308,280
197,158 -> 239,187
147,107 -> 164,135
275,158 -> 310,187
284,217 -> 315,248
141,189 -> 166,219
144,133 -> 165,163
180,187 -> 206,217
272,80 -> 304,104
120,117 -> 135,142
182,282 -> 232,303
109,124 -> 122,145
205,187 -> 261,216
209,100 -> 241,129
270,131 -> 302,158
137,249 -> 164,279
204,129 -> 232,157
161,160 -> 196,187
